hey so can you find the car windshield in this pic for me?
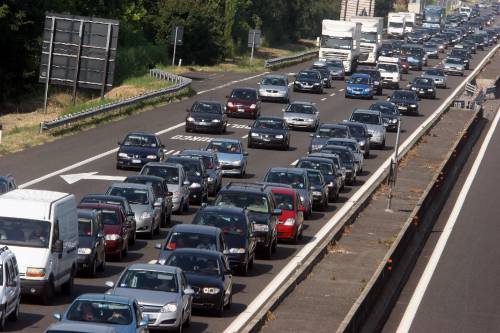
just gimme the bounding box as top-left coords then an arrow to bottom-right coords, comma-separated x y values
308,172 -> 323,186
321,36 -> 353,49
297,71 -> 320,80
254,119 -> 284,129
215,192 -> 269,213
165,253 -> 221,276
231,89 -> 256,100
360,32 -> 377,43
66,300 -> 132,325
425,69 -> 444,76
370,104 -> 397,115
286,103 -> 316,114
261,77 -> 286,86
265,171 -> 306,190
193,211 -> 247,235
141,166 -> 179,184
108,187 -> 149,205
166,232 -> 217,251
446,58 -> 463,64
298,160 -> 334,174
118,269 -> 178,293
414,78 -> 432,85
193,102 -> 221,114
346,124 -> 367,137
122,134 -> 157,148
326,61 -> 343,69
78,217 -> 93,236
350,76 -> 369,84
272,192 -> 294,211
0,218 -> 50,248
351,113 -> 380,125
377,64 -> 398,72
169,159 -> 201,177
328,140 -> 357,152
393,91 -> 415,100
389,22 -> 404,28
321,148 -> 352,163
181,154 -> 214,169
316,127 -> 348,138
207,141 -> 241,154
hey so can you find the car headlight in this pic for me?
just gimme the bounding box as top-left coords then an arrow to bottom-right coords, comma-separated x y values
146,154 -> 157,159
250,104 -> 257,109
118,152 -> 128,158
253,224 -> 269,232
410,104 -> 417,107
364,88 -> 372,92
259,89 -> 266,94
105,234 -> 121,241
328,182 -> 334,188
300,195 -> 305,203
314,83 -> 320,86
284,218 -> 295,226
275,134 -> 284,139
26,267 -> 46,278
189,182 -> 201,189
227,102 -> 234,107
212,119 -> 221,123
187,117 -> 195,122
160,303 -> 178,313
391,118 -> 398,124
203,287 -> 221,294
141,211 -> 152,220
78,248 -> 92,255
313,191 -> 323,196
207,177 -> 214,182
347,87 -> 353,91
251,132 -> 259,137
359,140 -> 366,146
305,118 -> 314,122
228,248 -> 246,254
411,87 -> 417,90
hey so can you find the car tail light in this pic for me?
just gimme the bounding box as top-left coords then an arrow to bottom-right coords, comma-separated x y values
166,242 -> 176,250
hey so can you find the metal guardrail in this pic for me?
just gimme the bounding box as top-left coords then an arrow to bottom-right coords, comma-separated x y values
465,82 -> 477,95
264,49 -> 318,68
39,69 -> 192,132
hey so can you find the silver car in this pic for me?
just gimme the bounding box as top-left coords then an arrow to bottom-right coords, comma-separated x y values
326,138 -> 364,173
283,101 -> 320,131
140,162 -> 191,214
106,264 -> 194,332
106,183 -> 162,238
258,74 -> 289,103
443,57 -> 465,76
421,68 -> 447,88
206,139 -> 248,177
349,109 -> 387,149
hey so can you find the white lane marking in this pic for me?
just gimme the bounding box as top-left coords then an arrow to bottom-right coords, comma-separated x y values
321,98 -> 327,101
171,134 -> 214,142
339,88 -> 345,92
290,159 -> 298,166
165,149 -> 175,155
197,72 -> 270,95
229,123 -> 251,129
396,106 -> 500,333
154,122 -> 185,136
288,82 -> 293,87
287,73 -> 296,76
241,134 -> 249,139
173,151 -> 180,155
60,172 -> 126,185
330,93 -> 336,97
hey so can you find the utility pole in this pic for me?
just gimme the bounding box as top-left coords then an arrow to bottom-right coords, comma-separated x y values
386,118 -> 401,212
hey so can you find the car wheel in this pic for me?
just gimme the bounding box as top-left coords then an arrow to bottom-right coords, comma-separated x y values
264,243 -> 273,259
88,258 -> 97,278
249,253 -> 254,269
225,293 -> 232,309
239,260 -> 249,276
129,229 -> 136,245
61,270 -> 74,295
322,196 -> 328,210
272,237 -> 278,253
98,253 -> 106,272
183,309 -> 192,327
216,298 -> 225,317
176,313 -> 183,333
381,139 -> 386,149
147,224 -> 154,239
8,301 -> 19,321
0,309 -> 5,330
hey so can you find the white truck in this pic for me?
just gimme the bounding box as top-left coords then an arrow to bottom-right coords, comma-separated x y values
401,12 -> 417,33
349,16 -> 383,65
459,6 -> 472,18
0,189 -> 78,304
376,56 -> 401,89
388,13 -> 406,38
319,20 -> 361,74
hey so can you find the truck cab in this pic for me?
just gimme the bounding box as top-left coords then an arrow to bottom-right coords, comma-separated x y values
349,16 -> 383,65
388,13 -> 406,38
319,20 -> 361,74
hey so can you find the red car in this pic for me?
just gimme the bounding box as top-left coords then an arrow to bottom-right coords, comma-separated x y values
271,187 -> 304,243
78,203 -> 131,261
399,56 -> 410,74
225,88 -> 261,119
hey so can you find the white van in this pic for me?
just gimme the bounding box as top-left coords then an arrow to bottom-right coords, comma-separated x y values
0,189 -> 78,304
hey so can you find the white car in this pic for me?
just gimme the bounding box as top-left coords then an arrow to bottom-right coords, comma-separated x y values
376,58 -> 401,89
0,247 -> 20,329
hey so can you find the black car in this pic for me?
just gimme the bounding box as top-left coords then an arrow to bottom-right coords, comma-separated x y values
379,42 -> 394,57
388,90 -> 419,115
311,66 -> 332,88
185,100 -> 228,134
79,194 -> 137,245
408,77 -> 437,99
293,70 -> 323,94
320,145 -> 357,185
247,116 -> 290,150
319,59 -> 345,80
179,149 -> 222,196
0,175 -> 17,194
308,123 -> 352,153
355,67 -> 383,95
369,102 -> 400,131
449,49 -> 471,69
124,175 -> 173,226
214,182 -> 279,259
192,206 -> 256,275
296,157 -> 340,202
391,40 -> 404,54
116,132 -> 165,169
407,31 -> 425,44
163,248 -> 232,315
341,121 -> 371,157
77,209 -> 106,277
166,156 -> 208,204
305,169 -> 329,210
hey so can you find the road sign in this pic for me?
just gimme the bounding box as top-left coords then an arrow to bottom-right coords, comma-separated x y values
171,26 -> 184,45
248,29 -> 262,48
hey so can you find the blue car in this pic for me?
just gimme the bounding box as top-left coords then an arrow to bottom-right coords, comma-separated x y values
345,73 -> 374,99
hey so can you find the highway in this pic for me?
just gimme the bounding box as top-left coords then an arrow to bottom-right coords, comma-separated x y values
0,40 -> 496,332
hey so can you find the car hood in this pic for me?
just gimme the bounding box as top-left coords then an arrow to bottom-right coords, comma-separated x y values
284,112 -> 316,120
248,211 -> 271,225
310,137 -> 330,147
78,236 -> 94,249
295,77 -> 320,84
224,233 -> 246,249
119,145 -> 158,155
228,98 -> 255,106
278,209 -> 296,222
189,112 -> 222,121
347,83 -> 370,89
185,273 -> 224,288
217,152 -> 243,163
364,124 -> 385,133
187,175 -> 203,184
390,98 -> 416,104
260,84 -> 287,92
251,128 -> 285,135
131,204 -> 151,218
112,287 -> 179,307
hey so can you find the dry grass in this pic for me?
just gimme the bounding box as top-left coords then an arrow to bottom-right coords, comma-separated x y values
399,146 -> 421,169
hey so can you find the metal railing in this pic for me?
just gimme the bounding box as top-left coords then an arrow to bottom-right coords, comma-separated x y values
39,69 -> 192,132
264,49 -> 318,69
465,82 -> 477,95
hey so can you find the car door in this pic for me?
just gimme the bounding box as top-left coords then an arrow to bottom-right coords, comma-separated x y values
94,214 -> 105,265
157,138 -> 165,161
180,272 -> 192,320
149,188 -> 161,229
220,254 -> 232,302
180,168 -> 190,204
246,215 -> 257,258
123,199 -> 137,232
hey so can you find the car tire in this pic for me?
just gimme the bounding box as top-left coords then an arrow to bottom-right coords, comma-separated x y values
239,260 -> 249,276
183,199 -> 190,213
61,270 -> 74,295
381,139 -> 386,149
175,314 -> 183,333
225,293 -> 232,309
249,253 -> 254,269
216,299 -> 225,317
98,253 -> 106,272
0,310 -> 5,331
8,301 -> 19,321
322,196 -> 328,210
41,279 -> 54,305
272,237 -> 278,253
264,243 -> 273,259
88,258 -> 97,278
293,229 -> 300,244
129,230 -> 136,246
147,225 -> 154,239
183,309 -> 192,328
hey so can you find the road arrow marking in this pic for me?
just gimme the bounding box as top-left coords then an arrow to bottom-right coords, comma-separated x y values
60,172 -> 126,185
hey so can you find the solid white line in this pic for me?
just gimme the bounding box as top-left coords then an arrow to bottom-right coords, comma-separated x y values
338,88 -> 345,92
165,149 -> 175,155
396,106 -> 500,333
197,72 -> 270,95
173,151 -> 180,155
321,98 -> 327,101
330,93 -> 336,97
241,134 -> 248,139
290,159 -> 298,166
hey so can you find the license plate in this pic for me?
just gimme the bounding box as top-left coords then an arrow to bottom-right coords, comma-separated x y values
238,107 -> 245,112
354,91 -> 361,95
132,159 -> 141,164
399,106 -> 407,110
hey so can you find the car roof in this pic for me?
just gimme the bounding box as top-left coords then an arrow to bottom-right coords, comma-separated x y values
319,123 -> 349,129
143,162 -> 181,168
209,138 -> 241,144
199,205 -> 246,215
108,182 -> 151,190
180,149 -> 215,157
263,74 -> 287,79
371,101 -> 395,107
170,248 -> 222,257
194,100 -> 223,105
81,194 -> 126,202
46,322 -> 118,333
351,73 -> 370,78
231,87 -> 257,92
221,182 -> 268,193
268,167 -> 307,174
289,100 -> 314,106
309,152 -> 341,159
167,156 -> 202,164
323,144 -> 350,151
327,137 -> 357,143
125,132 -> 157,137
125,175 -> 164,182
171,224 -> 221,235
257,116 -> 284,121
342,120 -> 368,128
76,293 -> 133,305
298,156 -> 334,164
353,109 -> 381,115
127,263 -> 181,274
78,203 -> 122,212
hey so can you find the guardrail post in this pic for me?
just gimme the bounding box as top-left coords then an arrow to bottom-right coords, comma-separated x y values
39,122 -> 44,134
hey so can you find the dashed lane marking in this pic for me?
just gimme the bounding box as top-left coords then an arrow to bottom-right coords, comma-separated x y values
321,98 -> 327,101
330,93 -> 336,97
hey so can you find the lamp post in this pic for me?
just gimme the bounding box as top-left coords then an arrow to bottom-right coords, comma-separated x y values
386,118 -> 401,212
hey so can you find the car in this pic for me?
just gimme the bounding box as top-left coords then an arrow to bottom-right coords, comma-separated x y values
258,74 -> 289,103
430,37 -> 447,52
106,264 -> 193,331
421,68 -> 447,88
191,206 -> 256,275
423,42 -> 439,59
282,101 -> 320,131
247,116 -> 290,150
305,169 -> 329,210
0,246 -> 20,329
311,65 -> 332,88
378,42 -> 394,57
263,168 -> 313,218
376,60 -> 401,89
105,183 -> 161,239
349,109 -> 387,149
398,56 -> 410,74
206,139 -> 248,177
312,60 -> 345,80
460,39 -> 477,54
296,157 -> 340,202
308,152 -> 346,189
319,145 -> 357,185
178,150 -> 222,196
308,123 -> 352,153
140,162 -> 191,214
407,31 -> 424,44
156,224 -> 227,263
449,48 -> 471,69
79,194 -> 137,245
345,73 -> 374,99
116,132 -> 165,169
401,45 -> 425,70
162,249 -> 232,316
269,186 -> 304,243
45,322 -> 119,333
325,138 -> 364,173
185,100 -> 227,134
225,88 -> 261,119
356,67 -> 383,95
51,294 -> 147,333
124,175 -> 173,227
293,70 -> 323,94
77,203 -> 131,261
472,33 -> 486,50
76,209 -> 106,277
408,77 -> 437,99
369,101 -> 400,132
0,175 -> 17,194
166,156 -> 208,205
214,182 -> 279,258
388,90 -> 420,115
443,57 -> 465,76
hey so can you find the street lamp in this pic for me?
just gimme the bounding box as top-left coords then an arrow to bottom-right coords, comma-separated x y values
386,117 -> 401,212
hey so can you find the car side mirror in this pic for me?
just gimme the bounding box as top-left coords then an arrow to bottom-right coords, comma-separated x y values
155,243 -> 162,249
105,281 -> 114,288
243,152 -> 249,156
272,208 -> 282,216
117,141 -> 122,146
97,232 -> 104,238
53,313 -> 62,321
184,288 -> 195,296
139,318 -> 148,327
52,240 -> 63,253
